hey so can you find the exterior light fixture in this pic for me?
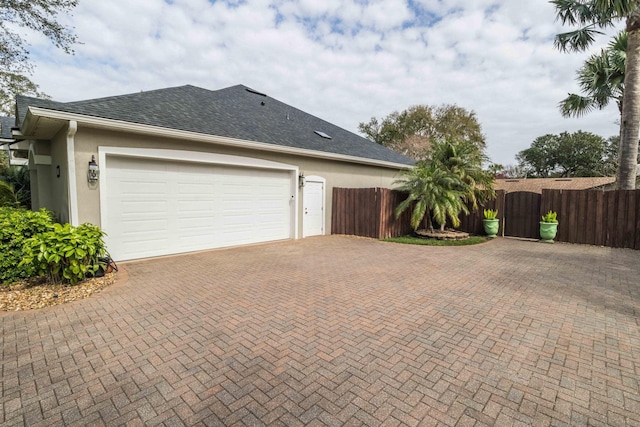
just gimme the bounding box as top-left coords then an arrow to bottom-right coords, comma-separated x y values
299,172 -> 305,188
88,155 -> 100,183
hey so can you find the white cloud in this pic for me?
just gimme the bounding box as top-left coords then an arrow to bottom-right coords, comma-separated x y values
26,0 -> 624,166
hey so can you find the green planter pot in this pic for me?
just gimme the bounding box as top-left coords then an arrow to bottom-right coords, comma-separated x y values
483,219 -> 500,238
539,222 -> 558,243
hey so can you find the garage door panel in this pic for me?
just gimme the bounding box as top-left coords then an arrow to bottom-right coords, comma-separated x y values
119,218 -> 169,233
177,200 -> 215,213
119,200 -> 169,215
105,156 -> 293,260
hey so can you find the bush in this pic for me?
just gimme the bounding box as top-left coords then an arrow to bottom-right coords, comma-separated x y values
0,207 -> 54,284
21,223 -> 106,284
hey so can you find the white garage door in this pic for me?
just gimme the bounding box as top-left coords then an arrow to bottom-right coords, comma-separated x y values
104,155 -> 294,260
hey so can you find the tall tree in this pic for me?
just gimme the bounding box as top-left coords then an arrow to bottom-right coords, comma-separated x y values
552,0 -> 640,189
359,104 -> 485,160
0,0 -> 78,114
516,131 -> 615,177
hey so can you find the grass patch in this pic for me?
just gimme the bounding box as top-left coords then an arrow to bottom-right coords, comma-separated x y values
382,235 -> 489,246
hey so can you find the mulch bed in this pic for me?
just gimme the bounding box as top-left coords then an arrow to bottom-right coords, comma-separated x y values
0,274 -> 116,311
415,228 -> 470,240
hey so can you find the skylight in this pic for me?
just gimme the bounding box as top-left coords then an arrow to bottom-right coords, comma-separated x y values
314,130 -> 332,140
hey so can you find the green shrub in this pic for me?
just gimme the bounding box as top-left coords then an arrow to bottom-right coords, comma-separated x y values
21,223 -> 106,284
0,207 -> 54,284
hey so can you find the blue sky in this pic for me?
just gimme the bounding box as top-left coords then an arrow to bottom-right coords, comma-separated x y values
27,0 -> 622,166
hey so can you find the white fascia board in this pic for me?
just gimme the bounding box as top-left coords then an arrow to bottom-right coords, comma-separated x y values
26,107 -> 412,170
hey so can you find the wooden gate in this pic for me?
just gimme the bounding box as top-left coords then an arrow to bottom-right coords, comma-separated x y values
504,191 -> 541,239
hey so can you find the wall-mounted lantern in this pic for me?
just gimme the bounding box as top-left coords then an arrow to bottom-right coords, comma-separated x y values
88,155 -> 100,184
299,172 -> 305,188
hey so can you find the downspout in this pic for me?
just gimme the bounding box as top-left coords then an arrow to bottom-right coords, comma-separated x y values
66,121 -> 79,226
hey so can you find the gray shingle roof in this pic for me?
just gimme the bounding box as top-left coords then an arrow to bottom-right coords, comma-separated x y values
1,116 -> 15,140
17,84 -> 413,166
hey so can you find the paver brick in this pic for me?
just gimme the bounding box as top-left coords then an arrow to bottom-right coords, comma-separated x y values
2,236 -> 640,425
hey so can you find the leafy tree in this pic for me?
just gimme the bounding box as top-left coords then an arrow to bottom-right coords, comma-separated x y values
516,131 -> 616,177
487,163 -> 505,175
488,164 -> 526,179
0,0 -> 78,114
394,139 -> 495,232
359,104 -> 485,160
0,73 -> 51,116
552,0 -> 640,189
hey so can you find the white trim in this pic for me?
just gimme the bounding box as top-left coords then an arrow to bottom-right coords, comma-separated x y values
33,155 -> 52,165
25,107 -> 411,170
66,121 -> 79,226
302,175 -> 326,238
98,147 -> 299,239
27,143 -> 52,165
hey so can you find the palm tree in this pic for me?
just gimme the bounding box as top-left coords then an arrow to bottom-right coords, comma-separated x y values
552,0 -> 640,189
429,139 -> 496,210
0,166 -> 30,208
560,31 -> 627,117
394,139 -> 496,232
394,161 -> 468,232
0,181 -> 18,207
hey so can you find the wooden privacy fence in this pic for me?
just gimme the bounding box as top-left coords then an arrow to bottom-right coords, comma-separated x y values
331,188 -> 414,238
541,189 -> 640,249
333,187 -> 640,250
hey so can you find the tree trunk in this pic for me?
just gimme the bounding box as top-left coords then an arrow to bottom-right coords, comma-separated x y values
618,12 -> 640,189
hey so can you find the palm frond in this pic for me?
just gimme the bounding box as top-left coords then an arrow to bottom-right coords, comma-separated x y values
560,94 -> 598,117
555,26 -> 603,52
552,0 -> 599,25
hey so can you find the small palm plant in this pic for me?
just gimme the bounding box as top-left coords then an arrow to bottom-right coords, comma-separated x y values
394,139 -> 496,233
394,160 -> 468,232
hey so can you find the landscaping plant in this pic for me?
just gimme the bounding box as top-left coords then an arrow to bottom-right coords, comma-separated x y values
541,211 -> 558,223
394,139 -> 495,232
0,207 -> 54,284
483,209 -> 498,220
21,223 -> 107,284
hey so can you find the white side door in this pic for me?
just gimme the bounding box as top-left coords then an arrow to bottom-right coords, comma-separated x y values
303,176 -> 325,237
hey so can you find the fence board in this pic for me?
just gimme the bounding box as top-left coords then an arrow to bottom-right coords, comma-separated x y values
585,191 -> 596,246
624,191 -> 636,249
636,194 -> 640,250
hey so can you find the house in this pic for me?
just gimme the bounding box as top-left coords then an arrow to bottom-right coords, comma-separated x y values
494,177 -> 616,194
13,84 -> 413,261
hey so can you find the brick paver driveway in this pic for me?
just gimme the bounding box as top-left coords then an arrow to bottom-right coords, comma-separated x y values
2,237 -> 640,426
